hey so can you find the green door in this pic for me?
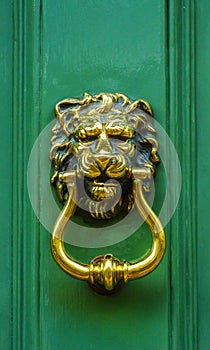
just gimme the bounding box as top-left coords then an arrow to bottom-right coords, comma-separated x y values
1,1 -> 210,349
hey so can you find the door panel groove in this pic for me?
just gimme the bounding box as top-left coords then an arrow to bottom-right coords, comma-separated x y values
167,1 -> 198,349
12,1 -> 42,349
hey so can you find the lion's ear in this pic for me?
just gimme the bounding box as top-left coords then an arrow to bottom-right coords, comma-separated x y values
126,99 -> 153,116
55,93 -> 92,117
138,100 -> 153,116
55,99 -> 75,117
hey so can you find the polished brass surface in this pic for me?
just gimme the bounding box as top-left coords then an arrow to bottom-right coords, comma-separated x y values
50,92 -> 166,294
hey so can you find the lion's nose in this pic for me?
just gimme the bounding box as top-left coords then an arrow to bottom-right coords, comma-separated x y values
96,155 -> 111,171
94,132 -> 112,154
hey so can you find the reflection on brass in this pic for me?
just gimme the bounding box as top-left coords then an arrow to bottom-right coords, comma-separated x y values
50,92 -> 165,294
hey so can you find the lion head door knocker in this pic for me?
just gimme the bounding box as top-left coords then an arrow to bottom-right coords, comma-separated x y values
50,92 -> 165,294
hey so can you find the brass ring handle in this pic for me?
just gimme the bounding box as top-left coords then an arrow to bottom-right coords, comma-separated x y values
51,170 -> 165,294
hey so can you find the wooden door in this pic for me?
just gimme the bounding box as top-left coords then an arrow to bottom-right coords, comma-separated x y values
1,1 -> 209,349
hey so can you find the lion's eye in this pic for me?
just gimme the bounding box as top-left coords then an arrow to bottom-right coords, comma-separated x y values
107,127 -> 134,140
109,135 -> 129,142
77,127 -> 100,142
78,130 -> 96,141
81,135 -> 98,142
78,129 -> 87,139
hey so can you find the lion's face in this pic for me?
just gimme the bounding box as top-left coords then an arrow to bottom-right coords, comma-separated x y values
72,113 -> 134,219
50,93 -> 158,219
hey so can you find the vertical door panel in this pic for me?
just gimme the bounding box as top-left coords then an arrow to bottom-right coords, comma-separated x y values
39,1 -> 168,350
0,1 -> 13,347
196,2 -> 210,348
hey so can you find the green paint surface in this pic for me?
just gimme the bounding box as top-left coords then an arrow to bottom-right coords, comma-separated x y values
196,3 -> 210,349
0,1 -> 210,349
40,1 -> 168,349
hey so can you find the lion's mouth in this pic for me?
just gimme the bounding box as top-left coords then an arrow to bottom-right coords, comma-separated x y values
75,176 -> 134,220
88,181 -> 120,201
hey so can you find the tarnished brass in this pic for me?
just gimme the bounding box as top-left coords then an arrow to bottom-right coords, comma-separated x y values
50,92 -> 165,294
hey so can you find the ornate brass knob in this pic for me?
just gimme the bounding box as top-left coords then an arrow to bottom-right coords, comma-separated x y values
50,92 -> 165,294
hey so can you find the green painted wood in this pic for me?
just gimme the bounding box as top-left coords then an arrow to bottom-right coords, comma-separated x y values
39,1 -> 168,350
11,1 -> 42,349
195,2 -> 210,349
1,0 -> 210,349
0,1 -> 13,348
167,1 -> 198,349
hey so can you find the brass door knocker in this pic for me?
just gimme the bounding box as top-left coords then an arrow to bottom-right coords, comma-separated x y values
50,92 -> 165,294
